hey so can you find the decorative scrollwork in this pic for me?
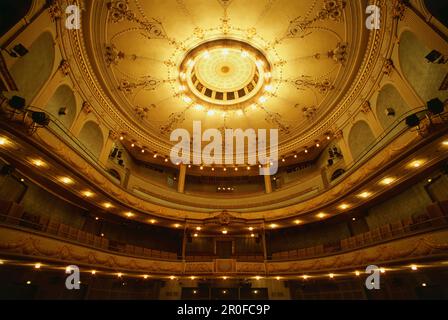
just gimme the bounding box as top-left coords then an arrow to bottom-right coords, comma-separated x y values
292,76 -> 335,94
160,111 -> 186,135
118,77 -> 161,94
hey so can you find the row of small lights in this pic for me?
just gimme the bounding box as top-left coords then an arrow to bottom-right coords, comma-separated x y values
2,137 -> 447,230
123,135 -> 332,170
191,226 -> 257,237
0,259 -> 432,288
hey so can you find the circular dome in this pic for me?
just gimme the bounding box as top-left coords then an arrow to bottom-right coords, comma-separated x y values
179,39 -> 271,108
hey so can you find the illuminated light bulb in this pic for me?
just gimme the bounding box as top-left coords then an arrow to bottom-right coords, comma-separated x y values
0,137 -> 8,145
304,149 -> 308,154
179,72 -> 186,80
211,167 -> 215,171
236,110 -> 243,116
234,167 -> 238,171
143,275 -> 149,279
60,177 -> 73,185
250,233 -> 255,237
355,271 -> 360,276
411,265 -> 418,271
20,178 -> 25,182
256,60 -> 264,68
270,223 -> 278,229
422,283 -> 427,287
149,219 -> 157,224
117,273 -> 122,278
131,143 -> 135,147
141,149 -> 145,153
170,276 -> 175,280
193,233 -> 198,237
188,164 -> 192,168
255,276 -> 261,280
95,217 -> 99,221
223,168 -> 227,172
247,166 -> 251,170
339,203 -> 350,210
259,96 -> 267,103
203,50 -> 210,58
276,276 -> 281,281
358,191 -> 372,199
316,143 -> 320,148
380,177 -> 395,186
294,154 -> 298,158
253,290 -> 258,294
264,85 -> 273,92
35,263 -> 41,269
174,224 -> 181,228
187,59 -> 194,67
103,202 -> 112,209
282,158 -> 286,163
179,85 -> 186,92
164,158 -> 169,163
327,136 -> 331,140
26,281 -> 31,285
222,230 -> 228,234
223,276 -> 227,280
380,268 -> 386,273
0,260 -> 3,264
294,220 -> 302,225
222,48 -> 229,55
316,212 -> 327,219
264,72 -> 272,79
83,191 -> 94,198
125,212 -> 134,218
241,50 -> 248,58
91,270 -> 96,275
190,276 -> 196,280
248,227 -> 254,231
443,140 -> 448,146
196,227 -> 202,231
302,275 -> 308,280
182,96 -> 192,104
32,159 -> 45,167
200,166 -> 204,170
207,110 -> 215,116
195,104 -> 204,111
119,136 -> 124,141
410,160 -> 424,168
329,273 -> 334,279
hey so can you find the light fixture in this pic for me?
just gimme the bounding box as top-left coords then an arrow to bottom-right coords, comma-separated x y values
20,178 -> 25,182
195,104 -> 204,111
222,290 -> 227,294
269,223 -> 278,229
103,202 -> 113,209
276,276 -> 281,281
358,191 -> 372,199
380,177 -> 396,186
246,166 -> 251,170
26,281 -> 31,285
255,276 -> 261,280
149,219 -> 157,224
316,212 -> 327,219
264,85 -> 273,92
316,142 -> 320,148
117,273 -> 122,278
409,160 -> 424,168
119,136 -> 124,141
304,149 -> 308,154
182,96 -> 192,104
355,271 -> 360,276
190,276 -> 196,280
253,290 -> 259,294
327,136 -> 331,140
95,217 -> 99,221
164,158 -> 169,163
259,96 -> 267,103
143,275 -> 149,279
200,166 -> 204,170
211,167 -> 215,171
187,59 -> 194,67
329,273 -> 334,279
294,154 -> 298,158
422,283 -> 427,287
193,290 -> 197,294
380,268 -> 386,273
207,110 -> 215,116
223,276 -> 227,280
443,140 -> 448,146
302,275 -> 308,280
234,167 -> 238,171
196,227 -> 202,231
293,220 -> 302,225
339,203 -> 350,210
82,191 -> 94,198
35,263 -> 41,269
101,233 -> 105,237
250,233 -> 255,237
179,72 -> 186,80
411,264 -> 418,271
222,230 -> 228,234
223,167 -> 227,171
131,143 -> 135,147
91,270 -> 96,275
141,149 -> 145,153
0,137 -> 8,146
59,177 -> 74,185
0,260 -> 4,264
125,212 -> 134,218
32,159 -> 45,167
248,227 -> 254,231
193,233 -> 198,237
174,224 -> 181,228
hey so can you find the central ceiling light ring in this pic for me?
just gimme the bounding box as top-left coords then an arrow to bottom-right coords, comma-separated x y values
179,39 -> 272,110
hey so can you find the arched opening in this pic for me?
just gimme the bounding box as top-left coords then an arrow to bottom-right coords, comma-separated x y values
331,169 -> 346,181
9,31 -> 55,103
78,121 -> 104,159
399,31 -> 448,103
424,0 -> 448,28
108,169 -> 121,182
45,85 -> 77,129
376,84 -> 410,129
348,121 -> 376,161
0,0 -> 33,36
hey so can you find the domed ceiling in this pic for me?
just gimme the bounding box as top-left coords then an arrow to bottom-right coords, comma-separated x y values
84,0 -> 368,163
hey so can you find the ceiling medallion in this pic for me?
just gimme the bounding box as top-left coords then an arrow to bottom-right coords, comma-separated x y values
178,39 -> 273,111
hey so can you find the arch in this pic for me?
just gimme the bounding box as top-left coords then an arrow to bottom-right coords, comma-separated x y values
376,84 -> 410,129
9,31 -> 55,103
399,31 -> 448,103
423,0 -> 448,28
45,85 -> 77,129
348,121 -> 376,161
108,169 -> 121,182
78,121 -> 104,159
331,169 -> 345,181
0,0 -> 33,36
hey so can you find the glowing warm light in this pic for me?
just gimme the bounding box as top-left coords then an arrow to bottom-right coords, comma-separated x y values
26,281 -> 31,285
264,85 -> 273,92
443,140 -> 448,146
355,271 -> 360,276
200,166 -> 204,170
0,260 -> 4,264
119,136 -> 124,141
302,275 -> 309,280
59,177 -> 73,185
380,177 -> 396,186
250,233 -> 255,237
339,203 -> 350,210
294,154 -> 298,158
222,48 -> 229,55
211,167 -> 215,171
32,159 -> 45,167
236,110 -> 243,116
174,224 -> 181,228
141,149 -> 145,153
207,110 -> 215,116
82,191 -> 94,198
358,191 -> 372,199
329,273 -> 334,279
222,230 -> 228,235
0,137 -> 8,145
179,72 -> 186,80
223,167 -> 227,172
316,212 -> 327,219
294,220 -> 303,225
164,158 -> 169,163
253,290 -> 259,294
411,265 -> 418,271
193,233 -> 198,237
170,276 -> 175,280
187,59 -> 194,67
316,143 -> 320,148
203,50 -> 210,58
256,60 -> 264,68
190,276 -> 196,280
95,217 -> 99,221
234,167 -> 238,171
125,212 -> 134,218
149,219 -> 157,224
250,104 -> 257,111
179,85 -> 186,92
103,202 -> 113,209
380,268 -> 386,273
247,166 -> 251,170
259,96 -> 267,103
264,72 -> 272,79
182,96 -> 192,104
241,50 -> 248,58
255,276 -> 261,280
222,276 -> 227,280
269,223 -> 278,229
196,227 -> 202,231
422,283 -> 427,287
327,136 -> 331,140
117,273 -> 122,278
304,149 -> 308,154
276,276 -> 281,281
35,263 -> 41,269
248,227 -> 254,231
143,275 -> 149,279
195,104 -> 204,111
410,160 -> 424,168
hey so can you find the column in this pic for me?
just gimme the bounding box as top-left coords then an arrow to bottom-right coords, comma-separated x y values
335,130 -> 353,165
177,163 -> 187,193
98,130 -> 116,165
264,174 -> 272,194
261,226 -> 267,260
